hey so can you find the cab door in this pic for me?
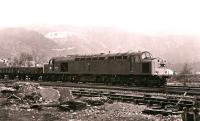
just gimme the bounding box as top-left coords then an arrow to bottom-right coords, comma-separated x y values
142,62 -> 151,74
130,55 -> 141,74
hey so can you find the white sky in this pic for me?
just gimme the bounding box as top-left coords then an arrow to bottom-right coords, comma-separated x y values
0,0 -> 200,35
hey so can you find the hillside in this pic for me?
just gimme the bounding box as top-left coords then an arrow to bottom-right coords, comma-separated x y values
39,26 -> 200,60
0,28 -> 58,61
6,25 -> 199,72
32,25 -> 200,72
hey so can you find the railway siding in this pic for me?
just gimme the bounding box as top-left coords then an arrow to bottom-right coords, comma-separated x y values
71,89 -> 194,108
1,80 -> 200,118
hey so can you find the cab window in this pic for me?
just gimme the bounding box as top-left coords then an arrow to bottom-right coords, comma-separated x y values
49,59 -> 53,64
141,54 -> 146,59
141,52 -> 152,59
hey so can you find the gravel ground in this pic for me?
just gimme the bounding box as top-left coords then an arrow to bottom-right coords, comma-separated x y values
0,102 -> 182,121
0,81 -> 183,121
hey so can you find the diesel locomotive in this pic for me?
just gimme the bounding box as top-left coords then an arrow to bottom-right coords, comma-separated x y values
0,51 -> 173,87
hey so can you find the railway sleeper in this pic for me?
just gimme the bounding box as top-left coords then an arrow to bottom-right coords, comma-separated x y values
71,89 -> 195,109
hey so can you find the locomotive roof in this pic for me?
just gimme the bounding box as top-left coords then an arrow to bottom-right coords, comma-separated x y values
51,55 -> 76,61
78,51 -> 144,57
51,51 -> 151,61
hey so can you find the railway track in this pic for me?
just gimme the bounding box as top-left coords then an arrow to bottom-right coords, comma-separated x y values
66,85 -> 196,115
2,80 -> 200,96
39,81 -> 165,93
38,81 -> 200,97
1,80 -> 199,115
166,86 -> 200,96
71,88 -> 194,107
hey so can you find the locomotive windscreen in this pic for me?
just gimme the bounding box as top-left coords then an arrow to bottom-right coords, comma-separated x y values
141,51 -> 152,59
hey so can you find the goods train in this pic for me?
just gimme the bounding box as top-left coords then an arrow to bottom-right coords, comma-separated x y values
0,51 -> 173,87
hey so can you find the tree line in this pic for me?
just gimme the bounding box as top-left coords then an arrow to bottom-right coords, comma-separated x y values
0,52 -> 46,67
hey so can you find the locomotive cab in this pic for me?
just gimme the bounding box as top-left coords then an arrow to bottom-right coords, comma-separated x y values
43,59 -> 54,73
129,51 -> 154,75
44,56 -> 72,74
137,51 -> 173,76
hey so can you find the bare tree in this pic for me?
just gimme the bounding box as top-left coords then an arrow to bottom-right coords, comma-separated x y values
181,63 -> 192,74
12,57 -> 19,66
19,52 -> 33,67
31,50 -> 46,66
11,52 -> 33,67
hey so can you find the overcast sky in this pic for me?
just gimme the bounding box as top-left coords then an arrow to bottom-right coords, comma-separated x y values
0,0 -> 200,35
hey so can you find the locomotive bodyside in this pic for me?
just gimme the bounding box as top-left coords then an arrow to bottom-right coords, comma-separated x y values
44,52 -> 151,75
43,51 -> 172,86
